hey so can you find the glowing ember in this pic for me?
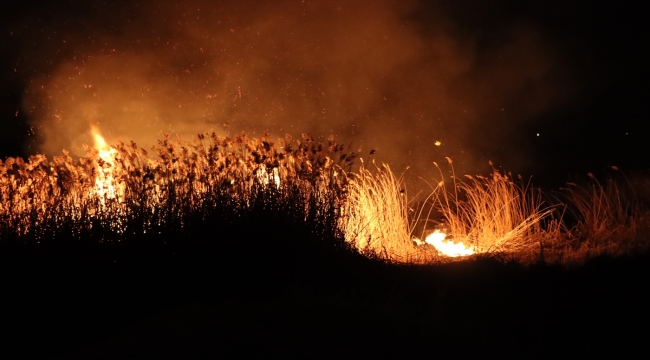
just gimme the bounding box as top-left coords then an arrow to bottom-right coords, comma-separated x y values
424,229 -> 474,257
90,125 -> 123,202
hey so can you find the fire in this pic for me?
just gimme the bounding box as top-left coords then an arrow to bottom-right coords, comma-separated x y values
424,229 -> 474,257
256,166 -> 281,188
90,125 -> 123,202
0,131 -> 348,243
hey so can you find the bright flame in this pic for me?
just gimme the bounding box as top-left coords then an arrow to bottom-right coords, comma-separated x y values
424,229 -> 474,257
256,166 -> 281,188
90,125 -> 123,202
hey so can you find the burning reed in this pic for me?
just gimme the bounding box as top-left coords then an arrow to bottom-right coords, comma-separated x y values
0,131 -> 351,248
2,130 -> 649,265
431,159 -> 558,255
340,160 -> 435,263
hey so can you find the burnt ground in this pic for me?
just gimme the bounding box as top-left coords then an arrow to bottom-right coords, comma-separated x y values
1,228 -> 649,359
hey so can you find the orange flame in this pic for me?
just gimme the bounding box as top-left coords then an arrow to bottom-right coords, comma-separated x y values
90,125 -> 123,202
256,167 -> 281,187
423,229 -> 474,257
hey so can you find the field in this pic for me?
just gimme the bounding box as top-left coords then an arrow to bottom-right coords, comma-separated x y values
1,132 -> 650,358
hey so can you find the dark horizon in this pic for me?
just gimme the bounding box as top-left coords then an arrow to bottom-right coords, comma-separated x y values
1,0 -> 648,188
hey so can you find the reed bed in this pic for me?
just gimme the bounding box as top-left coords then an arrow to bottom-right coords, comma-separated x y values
1,131 -> 649,265
0,132 -> 351,249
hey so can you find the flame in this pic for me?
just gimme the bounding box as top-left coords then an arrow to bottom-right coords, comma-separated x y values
424,229 -> 474,257
90,125 -> 123,202
256,166 -> 281,188
0,131 -> 349,243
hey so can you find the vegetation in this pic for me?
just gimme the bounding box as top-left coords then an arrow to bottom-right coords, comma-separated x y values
340,160 -> 437,263
430,159 -> 558,257
1,131 -> 649,358
553,168 -> 650,263
0,132 -> 350,248
2,131 -> 649,265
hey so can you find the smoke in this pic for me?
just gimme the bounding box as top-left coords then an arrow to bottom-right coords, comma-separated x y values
20,0 -> 575,186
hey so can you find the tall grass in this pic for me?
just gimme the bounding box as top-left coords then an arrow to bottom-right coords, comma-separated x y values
2,130 -> 649,265
340,158 -> 567,263
558,168 -> 650,260
351,159 -> 650,264
337,158 -> 560,263
338,160 -> 437,263
432,160 -> 559,255
0,132 -> 351,249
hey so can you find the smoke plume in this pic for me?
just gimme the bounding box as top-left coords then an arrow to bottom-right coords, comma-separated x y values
20,0 -> 575,186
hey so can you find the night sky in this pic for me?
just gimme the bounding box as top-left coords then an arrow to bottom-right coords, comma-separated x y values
1,0 -> 648,188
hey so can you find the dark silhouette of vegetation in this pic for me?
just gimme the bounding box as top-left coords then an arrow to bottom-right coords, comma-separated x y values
2,132 -> 650,358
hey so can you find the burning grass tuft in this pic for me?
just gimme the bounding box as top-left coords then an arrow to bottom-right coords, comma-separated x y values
345,159 -> 561,263
432,160 -> 559,256
338,160 -> 436,263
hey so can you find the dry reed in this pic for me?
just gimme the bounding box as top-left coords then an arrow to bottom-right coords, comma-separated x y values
0,132 -> 350,246
432,159 -> 558,255
338,159 -> 437,263
2,130 -> 650,265
558,168 -> 650,260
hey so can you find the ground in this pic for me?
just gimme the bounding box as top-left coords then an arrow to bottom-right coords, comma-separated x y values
2,241 -> 649,359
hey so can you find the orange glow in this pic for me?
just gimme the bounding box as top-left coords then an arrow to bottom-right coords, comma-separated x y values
256,167 -> 281,188
0,131 -> 349,242
424,229 -> 474,257
90,125 -> 124,202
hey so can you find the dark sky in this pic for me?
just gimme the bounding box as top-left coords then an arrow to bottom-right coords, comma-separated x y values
1,0 -> 648,188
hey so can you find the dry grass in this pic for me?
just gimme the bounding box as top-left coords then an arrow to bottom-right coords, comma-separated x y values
338,159 -> 437,263
556,168 -> 650,262
339,158 -> 649,265
337,158 -> 560,264
432,159 -> 559,256
0,132 -> 351,246
2,130 -> 649,266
